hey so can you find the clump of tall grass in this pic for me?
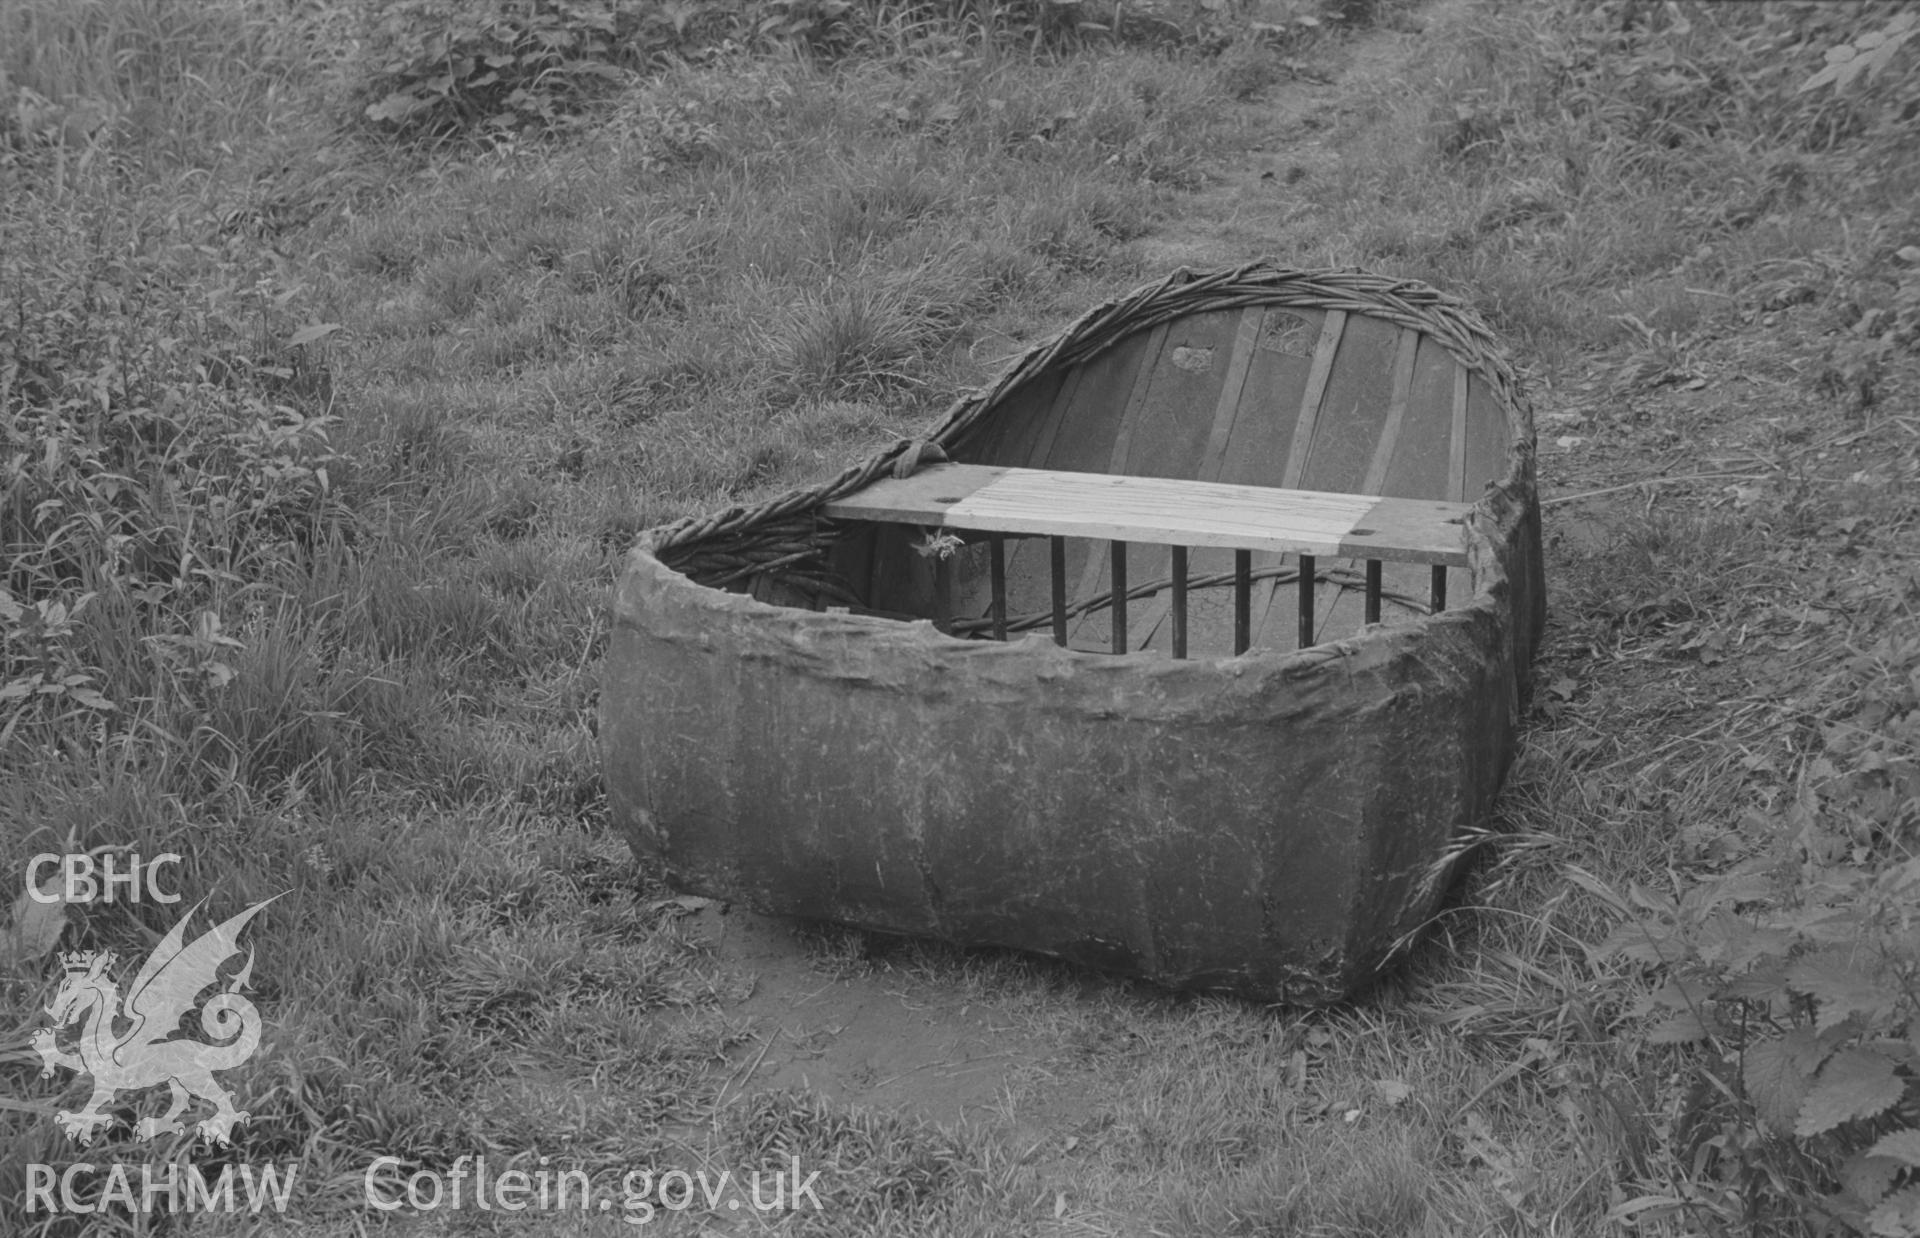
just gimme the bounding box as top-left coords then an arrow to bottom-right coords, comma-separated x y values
1295,0 -> 1919,361
0,0 -> 319,167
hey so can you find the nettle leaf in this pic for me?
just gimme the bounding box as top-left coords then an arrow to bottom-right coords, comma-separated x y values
1649,1011 -> 1713,1044
1798,909 -> 1871,946
1683,871 -> 1776,915
1789,951 -> 1896,1031
1868,1185 -> 1920,1238
1724,961 -> 1793,1004
1601,920 -> 1687,965
1626,881 -> 1679,917
1636,975 -> 1711,1017
288,322 -> 342,348
1881,856 -> 1920,899
1868,1129 -> 1920,1169
1745,1035 -> 1815,1135
366,91 -> 429,123
1843,1152 -> 1904,1210
1692,911 -> 1794,971
1796,1049 -> 1905,1137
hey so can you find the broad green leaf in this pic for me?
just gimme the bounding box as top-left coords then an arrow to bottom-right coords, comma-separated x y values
365,91 -> 427,124
1868,1129 -> 1920,1169
288,322 -> 342,348
1698,872 -> 1775,910
1745,1036 -> 1813,1135
1648,1012 -> 1711,1044
1843,1152 -> 1903,1209
1642,976 -> 1711,1014
1723,961 -> 1792,1003
1868,1184 -> 1920,1237
1789,953 -> 1895,1030
1600,920 -> 1685,965
1797,1049 -> 1905,1137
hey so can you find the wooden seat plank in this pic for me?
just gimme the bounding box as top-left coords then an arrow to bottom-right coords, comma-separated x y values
822,463 -> 1471,566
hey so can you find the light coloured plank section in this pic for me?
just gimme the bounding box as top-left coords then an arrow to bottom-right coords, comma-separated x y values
1101,322 -> 1170,474
1028,365 -> 1085,468
1278,310 -> 1348,489
1131,307 -> 1264,650
1068,323 -> 1172,634
1361,327 -> 1422,496
1197,308 -> 1269,477
1253,309 -> 1350,646
823,464 -> 1470,565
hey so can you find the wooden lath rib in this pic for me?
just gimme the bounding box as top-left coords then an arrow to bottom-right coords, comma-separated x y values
1280,311 -> 1348,489
1030,365 -> 1088,473
1362,327 -> 1422,496
1067,322 -> 1170,646
972,362 -> 1093,627
1197,308 -> 1269,478
1137,306 -> 1269,652
1314,325 -> 1425,644
1256,309 -> 1348,647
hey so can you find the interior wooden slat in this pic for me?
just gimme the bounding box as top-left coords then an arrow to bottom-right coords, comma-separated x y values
1248,310 -> 1350,646
1067,321 -> 1176,645
1295,314 -> 1401,495
1381,337 -> 1460,500
1121,306 -> 1271,652
954,368 -> 1067,473
981,339 -> 1155,634
1067,311 -> 1251,647
1279,310 -> 1348,487
936,366 -> 1072,624
1361,328 -> 1423,495
848,311 -> 1511,658
1197,308 -> 1272,478
1463,372 -> 1511,500
1181,309 -> 1321,655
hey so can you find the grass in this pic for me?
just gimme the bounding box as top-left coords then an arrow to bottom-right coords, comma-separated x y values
4,0 -> 1919,1232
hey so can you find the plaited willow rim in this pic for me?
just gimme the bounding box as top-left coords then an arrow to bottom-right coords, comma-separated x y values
646,260 -> 1532,584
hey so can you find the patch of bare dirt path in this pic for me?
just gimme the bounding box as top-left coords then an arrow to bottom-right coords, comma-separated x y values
1134,2 -> 1457,272
683,903 -> 1081,1132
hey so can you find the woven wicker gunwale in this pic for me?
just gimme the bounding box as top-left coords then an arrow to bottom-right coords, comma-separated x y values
604,260 -> 1544,1003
